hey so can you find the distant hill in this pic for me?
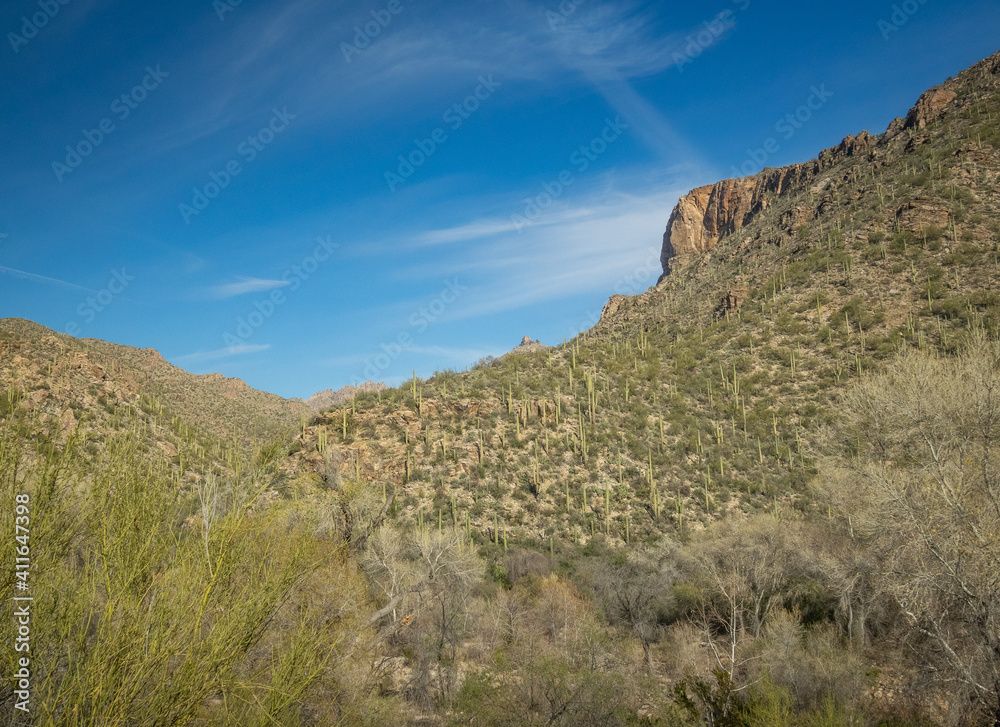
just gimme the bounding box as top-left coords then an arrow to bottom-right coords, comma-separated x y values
0,318 -> 309,462
301,381 -> 388,412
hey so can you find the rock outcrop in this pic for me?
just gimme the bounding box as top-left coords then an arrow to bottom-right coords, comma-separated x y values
895,197 -> 950,234
504,336 -> 551,357
904,87 -> 957,131
658,159 -> 838,278
657,72 -> 962,279
714,287 -> 749,320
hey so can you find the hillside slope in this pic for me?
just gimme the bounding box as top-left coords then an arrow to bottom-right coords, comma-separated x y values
0,318 -> 308,473
288,49 -> 1000,552
3,48 -> 1000,727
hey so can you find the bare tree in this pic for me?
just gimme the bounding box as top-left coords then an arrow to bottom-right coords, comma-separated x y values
362,528 -> 483,707
681,514 -> 802,688
829,335 -> 1000,725
591,552 -> 673,673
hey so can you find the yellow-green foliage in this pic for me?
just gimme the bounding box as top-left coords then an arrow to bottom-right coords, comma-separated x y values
0,408 -> 401,726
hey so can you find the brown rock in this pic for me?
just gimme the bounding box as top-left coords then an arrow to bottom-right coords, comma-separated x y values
660,178 -> 765,275
714,287 -> 749,320
503,336 -> 551,358
885,116 -> 905,139
59,408 -> 76,436
780,207 -> 813,232
896,198 -> 950,234
834,131 -> 874,158
21,388 -> 48,410
904,87 -> 957,130
600,295 -> 628,321
904,134 -> 930,154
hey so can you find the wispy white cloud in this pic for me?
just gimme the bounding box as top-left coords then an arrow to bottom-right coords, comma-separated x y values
411,203 -> 616,248
209,277 -> 290,299
0,265 -> 95,293
396,180 -> 687,322
156,1 -> 727,144
85,1 -> 731,192
172,343 -> 271,365
545,3 -> 691,79
412,219 -> 517,246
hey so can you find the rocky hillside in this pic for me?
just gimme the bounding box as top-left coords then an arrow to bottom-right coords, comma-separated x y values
300,381 -> 388,413
0,318 -> 308,469
285,49 -> 1000,551
659,53 -> 998,278
503,336 -> 552,358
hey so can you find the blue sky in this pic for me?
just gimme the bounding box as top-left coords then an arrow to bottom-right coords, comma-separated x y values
0,0 -> 998,398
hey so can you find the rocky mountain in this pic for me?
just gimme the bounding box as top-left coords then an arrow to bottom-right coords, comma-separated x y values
289,48 -> 1000,549
301,381 -> 388,412
0,317 -> 308,461
503,335 -> 552,357
658,53 -> 998,278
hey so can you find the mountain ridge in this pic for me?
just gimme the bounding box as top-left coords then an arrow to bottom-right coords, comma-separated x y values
0,317 -> 309,450
299,381 -> 389,412
4,48 -> 1000,726
658,49 -> 1000,281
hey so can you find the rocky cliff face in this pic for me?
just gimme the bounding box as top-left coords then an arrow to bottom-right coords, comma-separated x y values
658,74 -> 969,279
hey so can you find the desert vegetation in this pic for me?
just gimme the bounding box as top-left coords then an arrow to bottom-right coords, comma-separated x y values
3,47 -> 1000,727
5,336 -> 1000,724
